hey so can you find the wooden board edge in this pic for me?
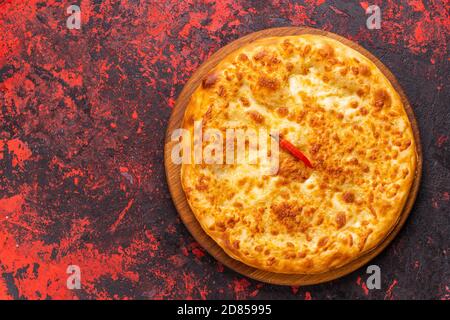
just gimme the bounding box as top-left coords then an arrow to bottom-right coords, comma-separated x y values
164,27 -> 423,286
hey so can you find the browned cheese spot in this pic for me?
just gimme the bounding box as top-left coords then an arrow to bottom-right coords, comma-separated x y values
373,89 -> 392,110
247,110 -> 265,124
258,75 -> 280,90
343,191 -> 355,203
335,212 -> 347,229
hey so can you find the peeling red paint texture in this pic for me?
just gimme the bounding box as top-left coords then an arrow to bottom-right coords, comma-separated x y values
431,191 -> 450,209
355,0 -> 448,62
230,278 -> 252,299
437,135 -> 448,147
384,279 -> 398,300
360,2 -> 369,10
356,276 -> 369,296
0,0 -> 448,299
0,139 -> 32,167
441,285 -> 450,300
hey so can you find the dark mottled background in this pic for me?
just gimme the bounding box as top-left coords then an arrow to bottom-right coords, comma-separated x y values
0,0 -> 448,300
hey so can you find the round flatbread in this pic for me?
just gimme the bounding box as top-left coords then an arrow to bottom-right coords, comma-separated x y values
180,35 -> 416,274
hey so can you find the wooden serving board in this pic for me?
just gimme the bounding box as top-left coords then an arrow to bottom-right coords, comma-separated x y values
164,27 -> 422,286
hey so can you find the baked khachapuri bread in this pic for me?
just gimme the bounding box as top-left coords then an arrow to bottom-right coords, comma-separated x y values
180,34 -> 416,274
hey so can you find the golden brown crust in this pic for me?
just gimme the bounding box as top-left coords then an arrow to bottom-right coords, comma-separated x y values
180,35 -> 417,274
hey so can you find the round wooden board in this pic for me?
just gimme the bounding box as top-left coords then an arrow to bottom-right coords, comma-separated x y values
164,27 -> 423,286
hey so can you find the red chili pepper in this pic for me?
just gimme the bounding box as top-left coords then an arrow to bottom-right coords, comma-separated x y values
271,134 -> 313,168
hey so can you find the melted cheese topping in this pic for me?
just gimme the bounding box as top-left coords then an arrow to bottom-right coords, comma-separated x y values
180,35 -> 416,274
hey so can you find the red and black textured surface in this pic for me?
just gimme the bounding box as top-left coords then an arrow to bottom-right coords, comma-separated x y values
0,0 -> 448,300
